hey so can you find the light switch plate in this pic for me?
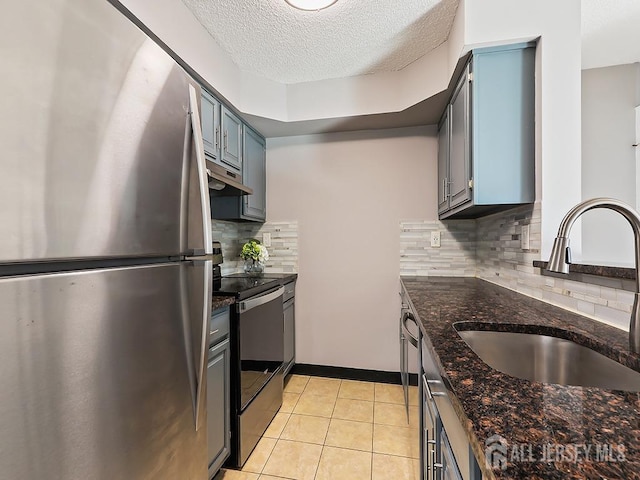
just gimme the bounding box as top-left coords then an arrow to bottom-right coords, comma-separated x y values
521,225 -> 530,250
431,231 -> 441,248
262,232 -> 271,247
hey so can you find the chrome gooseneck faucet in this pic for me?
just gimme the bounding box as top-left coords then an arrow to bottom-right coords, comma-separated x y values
546,197 -> 640,353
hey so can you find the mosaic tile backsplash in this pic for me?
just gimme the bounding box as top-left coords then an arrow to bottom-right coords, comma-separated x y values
401,203 -> 634,331
400,220 -> 476,277
212,220 -> 298,275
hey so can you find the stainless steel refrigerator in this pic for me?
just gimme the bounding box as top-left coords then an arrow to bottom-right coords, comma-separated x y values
0,0 -> 215,478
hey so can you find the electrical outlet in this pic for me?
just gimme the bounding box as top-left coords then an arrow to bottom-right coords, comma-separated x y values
262,232 -> 271,247
521,225 -> 530,250
431,231 -> 441,248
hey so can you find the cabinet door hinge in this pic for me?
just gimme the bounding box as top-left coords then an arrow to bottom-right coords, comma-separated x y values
468,72 -> 473,82
468,178 -> 474,189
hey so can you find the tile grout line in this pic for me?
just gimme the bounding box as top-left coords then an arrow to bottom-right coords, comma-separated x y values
259,375 -> 306,479
247,376 -> 419,480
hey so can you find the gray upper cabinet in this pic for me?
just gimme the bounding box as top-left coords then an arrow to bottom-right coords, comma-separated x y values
211,125 -> 267,222
201,90 -> 221,163
242,126 -> 267,221
221,106 -> 243,173
437,43 -> 536,219
448,64 -> 472,211
437,107 -> 450,215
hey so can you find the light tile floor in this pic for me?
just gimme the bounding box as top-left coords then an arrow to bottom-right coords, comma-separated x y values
215,375 -> 419,480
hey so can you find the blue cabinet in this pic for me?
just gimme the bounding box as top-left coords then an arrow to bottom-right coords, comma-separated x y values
438,43 -> 536,219
202,90 -> 221,164
201,91 -> 242,176
207,307 -> 231,479
242,126 -> 267,221
211,125 -> 267,222
221,106 -> 243,174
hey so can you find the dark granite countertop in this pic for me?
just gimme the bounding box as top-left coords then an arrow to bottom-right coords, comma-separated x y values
260,272 -> 298,285
533,260 -> 635,280
212,295 -> 235,311
400,276 -> 640,480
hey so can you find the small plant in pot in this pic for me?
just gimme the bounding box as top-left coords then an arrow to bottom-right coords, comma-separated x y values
240,239 -> 269,276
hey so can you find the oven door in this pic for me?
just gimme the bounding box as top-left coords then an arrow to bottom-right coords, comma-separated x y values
238,286 -> 285,410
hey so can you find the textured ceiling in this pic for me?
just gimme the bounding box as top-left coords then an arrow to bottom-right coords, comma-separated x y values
582,0 -> 640,69
180,0 -> 460,84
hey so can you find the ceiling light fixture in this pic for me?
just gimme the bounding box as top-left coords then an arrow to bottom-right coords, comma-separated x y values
285,0 -> 338,11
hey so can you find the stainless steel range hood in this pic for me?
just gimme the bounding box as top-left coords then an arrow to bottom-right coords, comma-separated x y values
206,160 -> 253,196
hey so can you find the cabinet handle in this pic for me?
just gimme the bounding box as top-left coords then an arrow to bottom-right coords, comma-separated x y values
442,178 -> 450,201
215,126 -> 220,150
209,329 -> 219,336
432,450 -> 443,474
223,130 -> 228,153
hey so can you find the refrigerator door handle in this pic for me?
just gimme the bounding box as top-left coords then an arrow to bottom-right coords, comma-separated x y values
188,84 -> 213,256
193,259 -> 213,431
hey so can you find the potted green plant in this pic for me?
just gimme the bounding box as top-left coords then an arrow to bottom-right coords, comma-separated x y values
240,239 -> 269,276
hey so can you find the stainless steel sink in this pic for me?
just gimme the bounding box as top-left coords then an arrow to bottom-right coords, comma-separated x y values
455,328 -> 640,391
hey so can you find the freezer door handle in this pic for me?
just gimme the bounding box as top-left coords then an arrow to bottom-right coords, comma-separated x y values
188,84 -> 213,256
193,259 -> 213,431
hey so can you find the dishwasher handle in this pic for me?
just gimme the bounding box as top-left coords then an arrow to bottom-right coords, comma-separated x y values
239,286 -> 285,313
402,312 -> 419,348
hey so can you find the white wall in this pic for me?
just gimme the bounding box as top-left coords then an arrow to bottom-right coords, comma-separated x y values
463,0 -> 583,259
580,63 -> 640,266
266,127 -> 436,371
118,0 -> 287,118
118,0 -> 452,122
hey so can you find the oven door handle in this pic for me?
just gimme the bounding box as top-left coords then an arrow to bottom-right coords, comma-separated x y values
239,286 -> 285,313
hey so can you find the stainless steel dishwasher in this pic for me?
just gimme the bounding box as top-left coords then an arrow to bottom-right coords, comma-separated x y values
282,280 -> 296,376
400,291 -> 420,418
233,285 -> 285,467
213,273 -> 286,467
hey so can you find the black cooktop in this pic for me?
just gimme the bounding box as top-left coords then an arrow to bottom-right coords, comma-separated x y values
213,274 -> 281,300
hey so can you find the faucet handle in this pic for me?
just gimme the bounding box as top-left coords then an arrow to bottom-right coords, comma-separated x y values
565,246 -> 572,264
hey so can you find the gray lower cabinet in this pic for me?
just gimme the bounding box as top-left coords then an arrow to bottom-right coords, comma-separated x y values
438,42 -> 536,219
207,309 -> 231,479
211,125 -> 267,222
421,333 -> 482,480
283,281 -> 296,376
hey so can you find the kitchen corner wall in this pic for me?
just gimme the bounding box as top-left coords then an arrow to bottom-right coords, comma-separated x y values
401,203 -> 634,331
212,220 -> 298,275
266,126 -> 437,373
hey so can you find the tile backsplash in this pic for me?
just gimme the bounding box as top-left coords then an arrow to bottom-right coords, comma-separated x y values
401,203 -> 634,331
400,220 -> 476,277
212,220 -> 298,275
